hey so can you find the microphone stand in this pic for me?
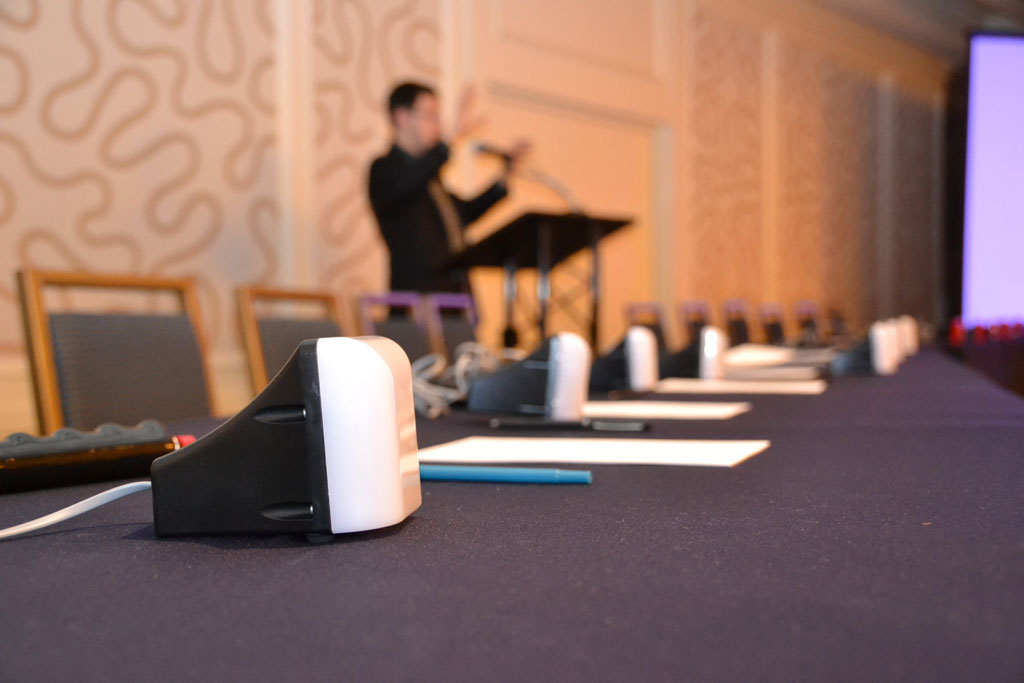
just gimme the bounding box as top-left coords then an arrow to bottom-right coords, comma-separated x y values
521,166 -> 584,214
474,144 -> 601,346
515,163 -> 600,345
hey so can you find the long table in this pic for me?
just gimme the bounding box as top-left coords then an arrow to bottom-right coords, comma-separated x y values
1,349 -> 1022,681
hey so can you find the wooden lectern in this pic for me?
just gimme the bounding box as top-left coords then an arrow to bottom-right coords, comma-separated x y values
450,211 -> 631,346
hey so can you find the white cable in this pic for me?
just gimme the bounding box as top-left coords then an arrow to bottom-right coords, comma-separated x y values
411,343 -> 526,418
411,353 -> 457,418
0,481 -> 152,541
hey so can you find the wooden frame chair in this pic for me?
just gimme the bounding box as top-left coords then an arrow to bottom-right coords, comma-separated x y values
17,269 -> 213,433
237,285 -> 345,392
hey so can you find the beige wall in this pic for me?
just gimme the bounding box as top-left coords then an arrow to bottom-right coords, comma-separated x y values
0,0 -> 948,434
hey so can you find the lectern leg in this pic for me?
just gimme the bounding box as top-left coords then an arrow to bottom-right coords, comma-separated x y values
537,223 -> 551,339
590,224 -> 600,346
538,267 -> 551,339
502,260 -> 518,348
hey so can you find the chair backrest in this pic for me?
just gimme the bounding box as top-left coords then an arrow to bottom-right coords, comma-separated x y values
358,292 -> 433,362
679,301 -> 709,345
624,302 -> 669,349
795,300 -> 822,345
759,303 -> 786,345
424,293 -> 479,362
17,269 -> 213,433
827,308 -> 848,341
237,286 -> 345,391
723,299 -> 750,345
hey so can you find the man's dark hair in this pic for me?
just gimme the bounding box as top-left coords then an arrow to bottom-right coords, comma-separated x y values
388,81 -> 435,119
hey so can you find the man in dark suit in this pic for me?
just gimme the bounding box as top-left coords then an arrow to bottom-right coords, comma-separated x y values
368,82 -> 527,293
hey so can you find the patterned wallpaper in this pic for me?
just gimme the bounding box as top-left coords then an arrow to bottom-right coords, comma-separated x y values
309,0 -> 439,298
0,0 -> 280,353
777,39 -> 831,312
819,66 -> 880,330
891,92 -> 939,321
688,5 -> 764,310
0,0 -> 439,359
778,40 -> 882,331
686,2 -> 941,336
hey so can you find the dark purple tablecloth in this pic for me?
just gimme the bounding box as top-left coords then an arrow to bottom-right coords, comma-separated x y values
1,349 -> 1022,682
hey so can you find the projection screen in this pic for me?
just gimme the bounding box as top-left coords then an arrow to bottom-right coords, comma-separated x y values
962,34 -> 1024,326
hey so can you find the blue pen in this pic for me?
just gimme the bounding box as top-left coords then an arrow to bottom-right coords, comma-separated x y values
419,464 -> 592,485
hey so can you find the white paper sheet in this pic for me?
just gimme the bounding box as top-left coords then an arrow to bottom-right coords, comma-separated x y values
724,366 -> 822,381
723,344 -> 837,370
581,400 -> 750,420
655,377 -> 827,395
790,348 -> 838,365
724,344 -> 796,367
418,436 -> 771,468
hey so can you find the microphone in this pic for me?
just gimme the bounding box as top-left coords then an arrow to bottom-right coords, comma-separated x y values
474,142 -> 513,162
475,141 -> 584,211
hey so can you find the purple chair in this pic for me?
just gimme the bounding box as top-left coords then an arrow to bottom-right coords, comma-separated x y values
358,292 -> 433,362
794,300 -> 822,346
625,302 -> 670,349
676,301 -> 710,346
424,293 -> 480,362
759,303 -> 786,345
722,299 -> 750,345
